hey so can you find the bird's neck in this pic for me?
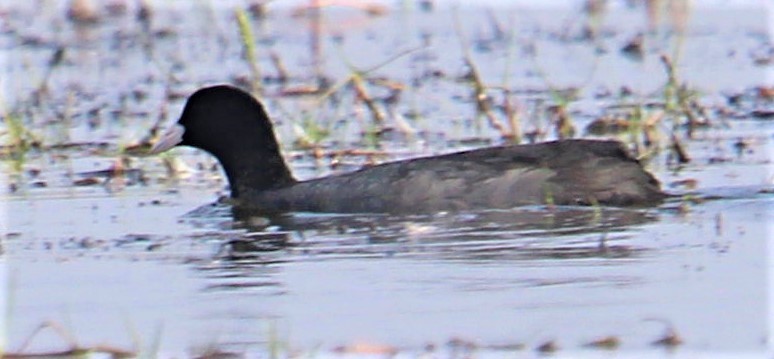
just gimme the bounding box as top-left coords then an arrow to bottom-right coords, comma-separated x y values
218,148 -> 296,198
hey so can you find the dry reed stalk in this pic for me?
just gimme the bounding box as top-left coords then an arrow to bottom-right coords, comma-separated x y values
452,9 -> 511,139
351,72 -> 385,124
270,51 -> 290,84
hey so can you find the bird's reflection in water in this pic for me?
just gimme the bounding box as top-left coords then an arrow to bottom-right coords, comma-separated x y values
186,200 -> 660,261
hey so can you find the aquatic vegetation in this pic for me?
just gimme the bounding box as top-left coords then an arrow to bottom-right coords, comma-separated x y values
1,111 -> 39,175
452,8 -> 513,141
308,46 -> 421,149
235,8 -> 262,94
292,112 -> 331,150
660,54 -> 705,138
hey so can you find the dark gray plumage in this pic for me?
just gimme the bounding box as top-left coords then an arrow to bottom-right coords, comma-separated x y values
150,85 -> 665,214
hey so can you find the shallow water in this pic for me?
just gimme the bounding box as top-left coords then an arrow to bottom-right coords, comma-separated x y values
2,0 -> 773,357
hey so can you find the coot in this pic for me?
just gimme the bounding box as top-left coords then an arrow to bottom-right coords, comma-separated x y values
150,85 -> 665,214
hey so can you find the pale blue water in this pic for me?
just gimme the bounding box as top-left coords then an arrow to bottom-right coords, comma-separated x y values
1,0 -> 772,357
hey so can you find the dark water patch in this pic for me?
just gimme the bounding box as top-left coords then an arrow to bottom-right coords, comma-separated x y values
203,280 -> 284,293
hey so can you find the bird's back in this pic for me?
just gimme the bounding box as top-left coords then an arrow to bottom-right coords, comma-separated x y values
241,140 -> 664,214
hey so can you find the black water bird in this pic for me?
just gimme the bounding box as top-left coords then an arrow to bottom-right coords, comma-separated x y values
150,85 -> 664,214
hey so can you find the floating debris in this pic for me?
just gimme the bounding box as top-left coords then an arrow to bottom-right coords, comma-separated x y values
750,109 -> 774,119
535,339 -> 559,354
333,341 -> 398,355
621,33 -> 644,60
73,177 -> 101,186
584,335 -> 621,350
669,178 -> 698,189
652,330 -> 683,348
646,318 -> 684,349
